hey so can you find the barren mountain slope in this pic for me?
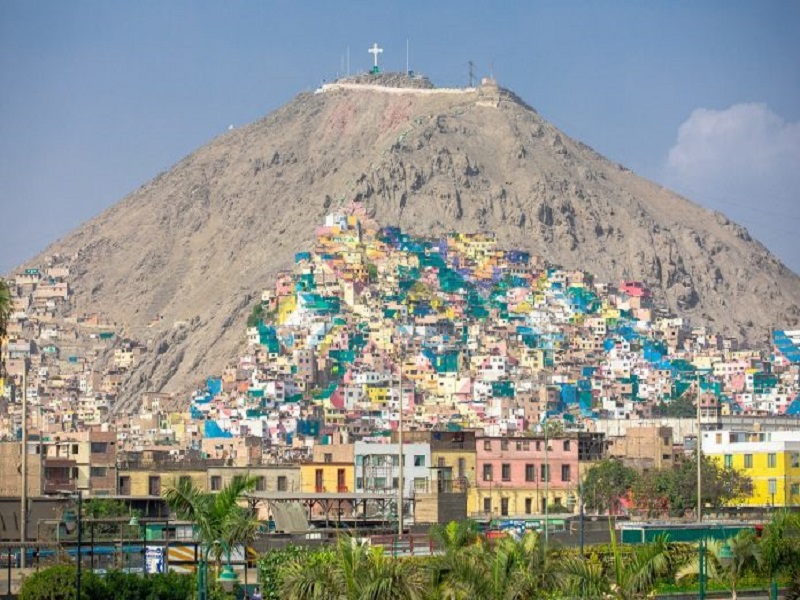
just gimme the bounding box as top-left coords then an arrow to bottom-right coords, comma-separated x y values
32,78 -> 800,408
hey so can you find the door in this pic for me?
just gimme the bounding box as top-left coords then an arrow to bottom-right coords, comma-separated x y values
337,468 -> 346,492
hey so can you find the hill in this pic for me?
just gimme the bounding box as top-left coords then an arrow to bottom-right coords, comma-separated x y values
25,74 -> 800,407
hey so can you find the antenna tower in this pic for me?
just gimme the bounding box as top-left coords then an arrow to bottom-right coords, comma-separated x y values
468,60 -> 475,87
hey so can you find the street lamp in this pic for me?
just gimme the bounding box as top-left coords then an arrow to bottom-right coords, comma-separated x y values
198,540 -> 239,600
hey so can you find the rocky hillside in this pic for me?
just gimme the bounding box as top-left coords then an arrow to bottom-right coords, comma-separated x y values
27,74 -> 800,408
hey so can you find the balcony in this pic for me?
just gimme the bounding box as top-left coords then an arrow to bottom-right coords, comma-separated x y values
44,477 -> 76,494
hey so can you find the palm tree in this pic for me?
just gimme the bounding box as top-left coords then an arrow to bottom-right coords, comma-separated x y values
676,532 -> 762,600
432,530 -> 556,600
429,520 -> 478,557
761,511 -> 800,600
163,474 -> 258,577
280,536 -> 426,600
560,532 -> 675,599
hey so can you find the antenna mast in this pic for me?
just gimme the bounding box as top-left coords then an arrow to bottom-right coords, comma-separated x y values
468,60 -> 475,87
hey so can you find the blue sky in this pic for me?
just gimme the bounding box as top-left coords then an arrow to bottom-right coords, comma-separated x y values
1,1 -> 799,273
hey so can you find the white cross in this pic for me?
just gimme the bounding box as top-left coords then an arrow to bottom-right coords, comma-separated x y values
368,43 -> 383,68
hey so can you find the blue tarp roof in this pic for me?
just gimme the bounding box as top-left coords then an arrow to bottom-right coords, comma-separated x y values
204,420 -> 233,438
785,396 -> 800,416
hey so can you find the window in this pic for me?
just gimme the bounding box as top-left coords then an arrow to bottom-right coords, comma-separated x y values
90,442 -> 108,454
563,440 -> 571,452
484,440 -> 492,451
791,483 -> 800,496
458,458 -> 466,478
768,478 -> 777,497
561,464 -> 571,482
392,477 -> 399,489
768,453 -> 777,468
179,475 -> 190,487
256,477 -> 266,492
536,441 -> 542,451
438,457 -> 446,468
540,464 -> 549,482
501,463 -> 511,481
210,476 -> 222,491
724,455 -> 733,468
501,497 -> 509,516
356,455 -> 364,466
414,455 -> 425,467
72,444 -> 79,455
483,464 -> 493,481
483,497 -> 491,514
501,440 -> 509,451
414,477 -> 427,491
525,498 -> 533,514
356,477 -> 363,490
525,464 -> 535,482
148,476 -> 161,496
90,466 -> 107,477
744,454 -> 753,468
792,453 -> 800,468
315,469 -> 324,492
324,453 -> 333,463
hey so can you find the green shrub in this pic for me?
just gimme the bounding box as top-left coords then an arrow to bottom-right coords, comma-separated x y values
19,566 -> 195,600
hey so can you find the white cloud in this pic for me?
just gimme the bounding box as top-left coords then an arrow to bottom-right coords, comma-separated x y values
662,103 -> 800,274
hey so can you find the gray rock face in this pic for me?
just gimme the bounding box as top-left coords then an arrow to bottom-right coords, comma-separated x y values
29,79 -> 800,408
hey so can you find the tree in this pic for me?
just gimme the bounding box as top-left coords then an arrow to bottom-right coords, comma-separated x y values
0,279 -> 11,371
84,497 -> 132,538
429,520 -> 479,557
760,511 -> 800,600
163,474 -> 258,568
582,459 -> 639,514
559,532 -> 676,599
676,532 -> 762,600
631,456 -> 752,517
279,537 -> 426,600
432,530 -> 557,599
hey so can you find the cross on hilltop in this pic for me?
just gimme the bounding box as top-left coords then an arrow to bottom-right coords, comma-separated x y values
369,43 -> 383,74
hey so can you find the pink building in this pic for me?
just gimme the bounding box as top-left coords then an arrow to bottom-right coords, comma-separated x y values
475,435 -> 579,517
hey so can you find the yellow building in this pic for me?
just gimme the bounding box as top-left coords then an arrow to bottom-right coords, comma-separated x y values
703,430 -> 800,507
301,444 -> 355,494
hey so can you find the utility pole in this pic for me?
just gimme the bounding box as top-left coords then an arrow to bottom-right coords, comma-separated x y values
21,361 -> 28,567
696,381 -> 702,523
544,417 -> 549,546
468,60 -> 475,87
397,339 -> 404,539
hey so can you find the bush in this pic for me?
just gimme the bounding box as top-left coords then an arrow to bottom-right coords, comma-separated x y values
19,566 -> 195,600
